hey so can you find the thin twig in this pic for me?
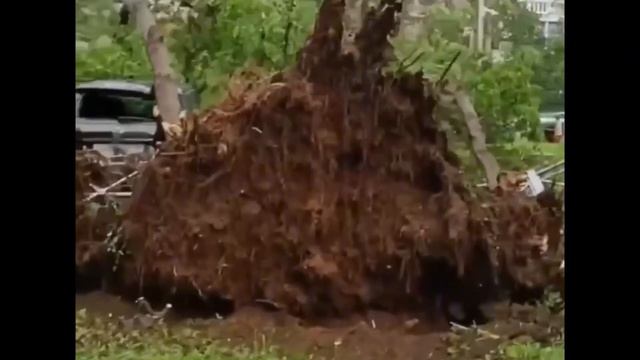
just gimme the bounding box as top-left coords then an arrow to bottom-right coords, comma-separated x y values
397,51 -> 425,73
437,51 -> 462,86
536,160 -> 564,176
397,48 -> 419,69
196,167 -> 231,189
158,151 -> 189,156
255,299 -> 283,310
450,322 -> 500,340
83,170 -> 140,202
85,191 -> 133,198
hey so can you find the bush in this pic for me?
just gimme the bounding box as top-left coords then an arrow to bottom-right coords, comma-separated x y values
76,31 -> 153,82
470,48 -> 542,142
393,35 -> 542,143
392,2 -> 557,143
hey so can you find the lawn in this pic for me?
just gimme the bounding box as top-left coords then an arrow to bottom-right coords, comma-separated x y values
77,309 -> 564,360
501,343 -> 564,360
76,310 -> 300,360
455,140 -> 564,184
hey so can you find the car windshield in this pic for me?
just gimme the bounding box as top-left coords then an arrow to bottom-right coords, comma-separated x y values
77,90 -> 155,120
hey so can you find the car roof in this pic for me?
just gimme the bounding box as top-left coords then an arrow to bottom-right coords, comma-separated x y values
540,113 -> 564,123
540,111 -> 564,116
76,80 -> 191,95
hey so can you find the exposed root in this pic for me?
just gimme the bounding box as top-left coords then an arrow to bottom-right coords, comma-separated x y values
76,0 -> 563,319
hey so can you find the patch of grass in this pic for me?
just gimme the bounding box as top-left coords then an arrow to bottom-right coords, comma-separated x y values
455,140 -> 564,184
491,141 -> 564,172
76,310 -> 303,360
500,343 -> 564,360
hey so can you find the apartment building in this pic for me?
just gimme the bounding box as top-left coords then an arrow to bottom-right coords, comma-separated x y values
519,0 -> 564,39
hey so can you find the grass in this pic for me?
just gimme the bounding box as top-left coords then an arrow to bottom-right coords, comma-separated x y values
455,140 -> 564,184
77,312 -> 565,360
490,141 -> 564,172
497,292 -> 565,360
77,309 -> 564,360
76,310 -> 302,360
500,343 -> 564,360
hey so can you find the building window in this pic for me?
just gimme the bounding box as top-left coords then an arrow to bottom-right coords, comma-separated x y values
547,22 -> 562,38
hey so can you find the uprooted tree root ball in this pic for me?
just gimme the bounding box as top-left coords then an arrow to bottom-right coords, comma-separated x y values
79,0 -> 563,319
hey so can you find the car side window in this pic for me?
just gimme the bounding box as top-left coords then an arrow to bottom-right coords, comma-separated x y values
77,90 -> 155,120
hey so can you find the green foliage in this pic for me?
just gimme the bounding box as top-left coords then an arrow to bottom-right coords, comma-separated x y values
393,39 -> 542,142
76,31 -> 153,82
393,2 -> 562,143
76,0 -> 153,82
392,34 -> 480,83
470,48 -> 542,142
500,343 -> 564,360
532,40 -> 564,110
493,0 -> 542,45
76,0 -> 120,42
76,0 -> 317,106
491,140 -> 563,171
422,5 -> 475,45
168,0 -> 316,105
455,140 -> 563,183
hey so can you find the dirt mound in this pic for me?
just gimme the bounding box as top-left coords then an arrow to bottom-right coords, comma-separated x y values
102,0 -> 563,318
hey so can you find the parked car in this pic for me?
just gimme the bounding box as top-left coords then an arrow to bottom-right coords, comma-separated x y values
75,80 -> 199,156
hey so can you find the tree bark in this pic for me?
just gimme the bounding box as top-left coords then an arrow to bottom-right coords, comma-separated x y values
454,91 -> 500,190
341,0 -> 367,56
398,0 -> 435,42
123,0 -> 181,125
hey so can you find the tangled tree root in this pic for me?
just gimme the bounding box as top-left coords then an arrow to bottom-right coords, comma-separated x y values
77,0 -> 563,319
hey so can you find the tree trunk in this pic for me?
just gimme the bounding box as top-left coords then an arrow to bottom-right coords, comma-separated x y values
123,0 -> 181,125
341,0 -> 367,56
399,0 -> 436,42
454,91 -> 500,190
484,13 -> 493,53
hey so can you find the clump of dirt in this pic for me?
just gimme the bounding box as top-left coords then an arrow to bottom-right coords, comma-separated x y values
91,0 -> 563,319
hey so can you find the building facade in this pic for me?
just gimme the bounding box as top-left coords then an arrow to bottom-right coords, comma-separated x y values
519,0 -> 564,39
